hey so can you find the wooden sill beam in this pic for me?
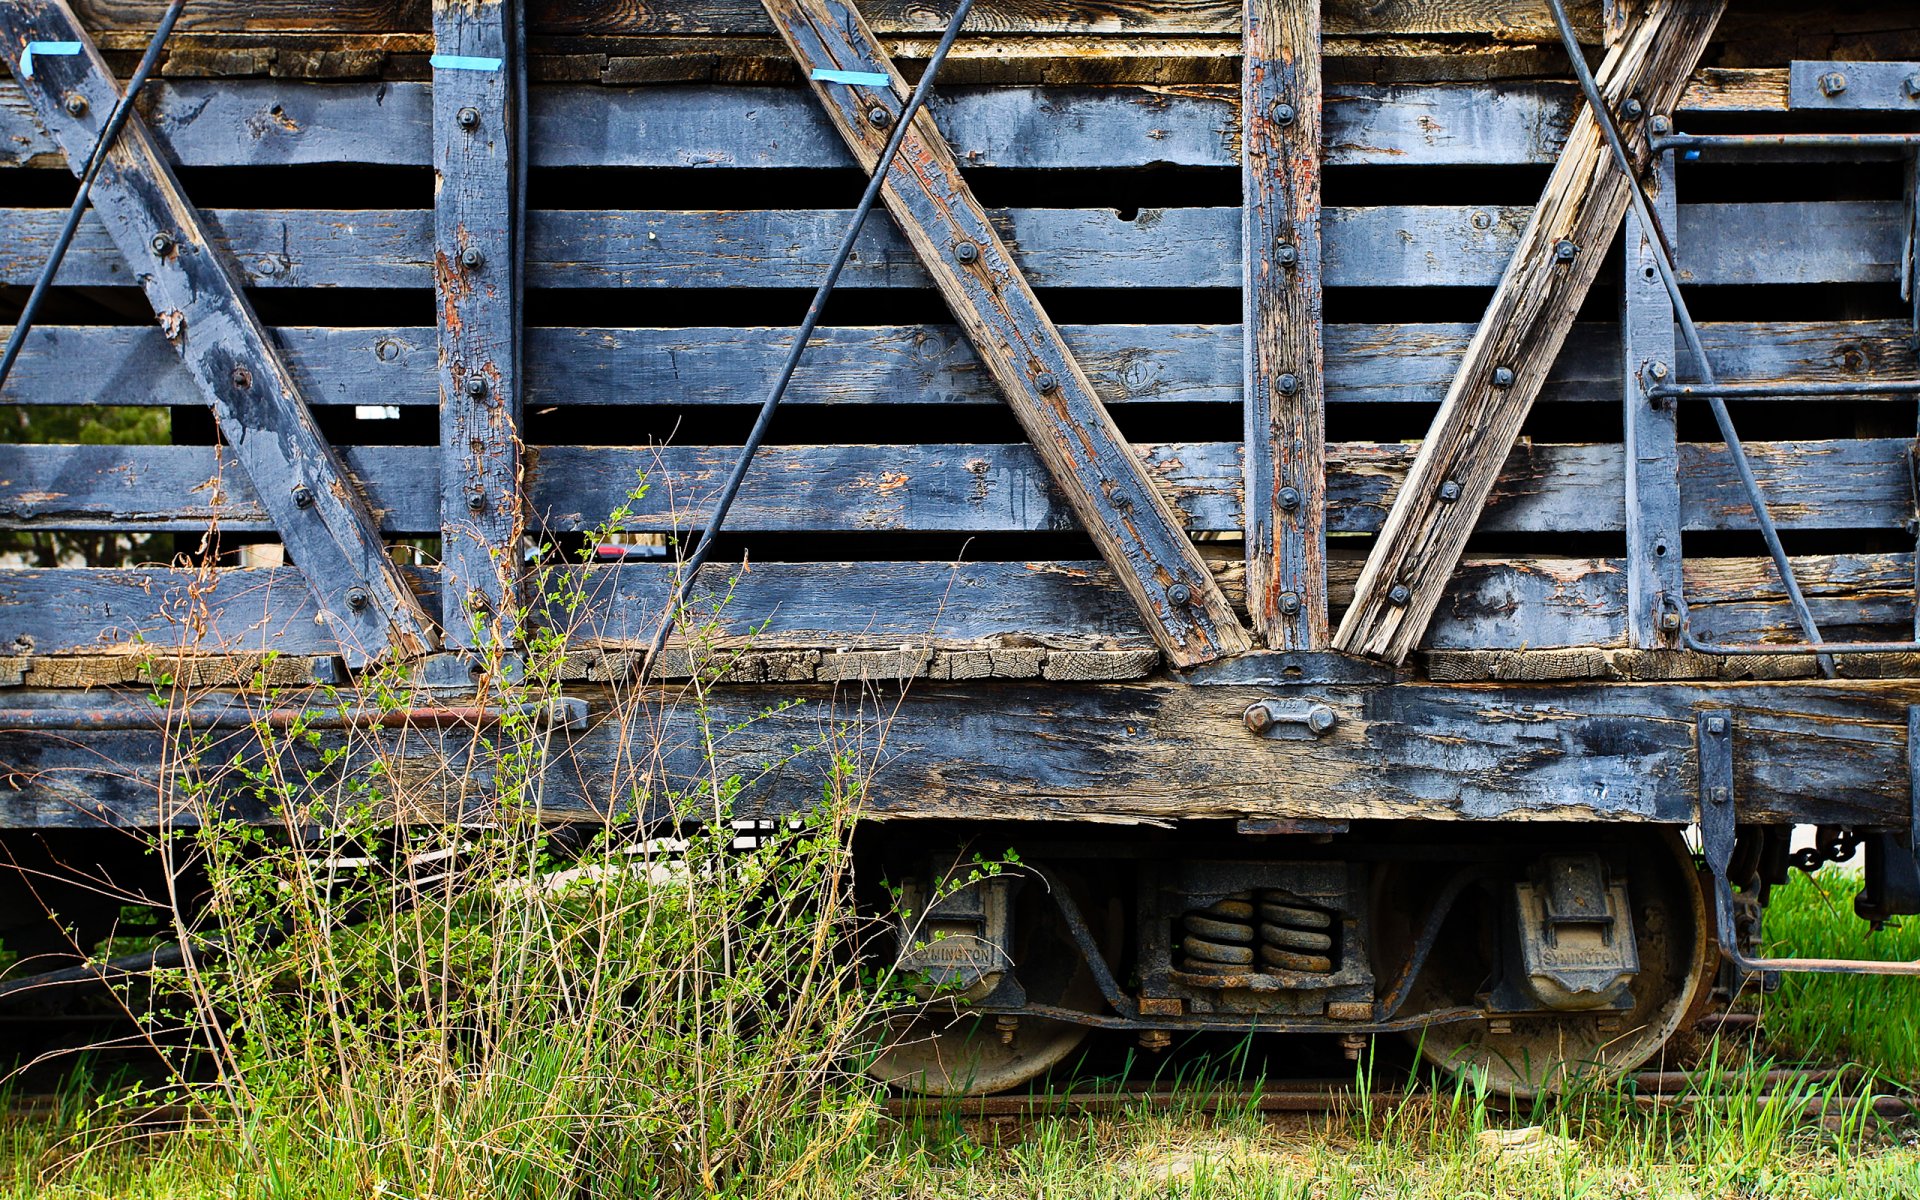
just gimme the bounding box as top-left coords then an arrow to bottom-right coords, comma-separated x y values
0,0 -> 436,667
753,0 -> 1249,667
1332,0 -> 1726,664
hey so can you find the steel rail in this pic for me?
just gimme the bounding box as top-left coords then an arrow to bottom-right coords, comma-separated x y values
1544,0 -> 1835,676
1649,380 -> 1920,401
636,0 -> 976,680
0,0 -> 188,396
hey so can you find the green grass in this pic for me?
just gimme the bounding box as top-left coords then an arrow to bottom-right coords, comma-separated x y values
1762,871 -> 1920,1079
7,870 -> 1920,1199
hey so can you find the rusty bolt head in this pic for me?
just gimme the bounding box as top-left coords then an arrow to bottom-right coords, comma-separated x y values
1306,704 -> 1337,736
1554,239 -> 1578,262
465,375 -> 488,398
1659,609 -> 1682,632
457,106 -> 481,130
1906,75 -> 1920,100
1818,71 -> 1849,98
1387,584 -> 1412,607
1277,486 -> 1301,511
345,585 -> 370,611
460,246 -> 484,269
1275,242 -> 1298,266
466,489 -> 487,512
1649,361 -> 1670,380
150,232 -> 176,257
291,483 -> 315,509
1491,366 -> 1515,389
1649,114 -> 1673,135
63,93 -> 88,118
1278,591 -> 1301,616
1167,582 -> 1193,608
1621,98 -> 1644,120
1244,702 -> 1277,734
1438,480 -> 1462,503
1274,102 -> 1297,125
866,105 -> 892,128
230,366 -> 253,390
953,240 -> 980,265
1276,373 -> 1299,397
1035,371 -> 1059,394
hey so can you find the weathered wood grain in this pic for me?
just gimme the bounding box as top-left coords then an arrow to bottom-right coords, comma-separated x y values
1,551 -> 1908,661
57,0 -> 1607,41
0,77 -> 1797,173
1334,0 -> 1726,664
1243,0 -> 1325,648
8,320 -> 1912,411
1,202 -> 1900,291
0,0 -> 436,668
5,671 -> 1916,833
5,439 -> 1910,537
755,0 -> 1247,667
432,0 -> 524,647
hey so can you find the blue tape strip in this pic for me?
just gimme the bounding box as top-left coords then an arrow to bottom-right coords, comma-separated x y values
810,68 -> 890,87
22,41 -> 82,79
430,53 -> 503,72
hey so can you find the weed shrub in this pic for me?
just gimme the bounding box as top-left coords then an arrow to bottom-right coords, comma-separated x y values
58,532 -> 900,1198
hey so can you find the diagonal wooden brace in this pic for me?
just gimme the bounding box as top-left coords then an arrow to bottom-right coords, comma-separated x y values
1332,0 -> 1724,664
756,0 -> 1250,668
0,0 -> 437,667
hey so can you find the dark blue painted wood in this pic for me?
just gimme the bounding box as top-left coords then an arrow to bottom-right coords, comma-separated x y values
0,1 -> 436,667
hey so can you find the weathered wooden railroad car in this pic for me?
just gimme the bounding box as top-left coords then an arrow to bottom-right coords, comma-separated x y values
2,0 -> 1920,1094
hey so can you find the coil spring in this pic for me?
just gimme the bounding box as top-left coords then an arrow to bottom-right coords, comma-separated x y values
1180,890 -> 1335,977
1180,893 -> 1255,974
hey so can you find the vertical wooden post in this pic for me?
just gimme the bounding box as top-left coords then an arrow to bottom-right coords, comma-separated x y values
433,0 -> 524,649
1624,155 -> 1682,648
1243,0 -> 1326,649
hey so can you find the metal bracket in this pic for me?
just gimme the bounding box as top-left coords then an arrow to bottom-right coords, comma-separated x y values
1788,61 -> 1920,112
1243,698 -> 1339,738
1697,711 -> 1920,976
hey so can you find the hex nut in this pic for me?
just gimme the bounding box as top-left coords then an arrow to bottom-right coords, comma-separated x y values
1277,486 -> 1302,511
1034,371 -> 1059,394
867,105 -> 892,128
1275,243 -> 1299,266
1277,592 -> 1302,616
1706,715 -> 1728,736
1387,584 -> 1412,607
953,241 -> 980,265
1621,98 -> 1644,120
457,106 -> 481,130
1167,582 -> 1194,608
1244,702 -> 1276,734
461,246 -> 484,269
1554,240 -> 1578,262
63,93 -> 88,118
1491,366 -> 1515,389
1305,704 -> 1338,737
1818,71 -> 1848,97
1649,114 -> 1672,135
1276,373 -> 1299,397
150,232 -> 176,257
1438,480 -> 1462,503
465,375 -> 488,398
346,586 -> 371,611
1274,102 -> 1296,125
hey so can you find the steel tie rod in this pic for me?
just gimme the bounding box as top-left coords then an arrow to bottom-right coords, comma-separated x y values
636,0 -> 977,679
1544,0 -> 1837,676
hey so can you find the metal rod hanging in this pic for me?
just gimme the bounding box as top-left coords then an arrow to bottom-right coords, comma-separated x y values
1545,0 -> 1836,675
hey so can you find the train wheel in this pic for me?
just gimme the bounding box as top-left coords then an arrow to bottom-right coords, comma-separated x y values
1381,828 -> 1712,1099
866,867 -> 1118,1097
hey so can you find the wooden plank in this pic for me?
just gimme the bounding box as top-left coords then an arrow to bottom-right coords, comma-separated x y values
0,0 -> 436,668
1623,156 -> 1681,648
432,0 -> 524,647
0,77 -> 1798,173
1333,0 -> 1726,664
6,439 -> 1910,537
2,552 -> 1909,661
753,0 -> 1247,667
60,0 -> 1607,41
1242,0 -> 1325,648
2,201 -> 1901,292
6,674 -> 1916,833
9,319 -> 1914,411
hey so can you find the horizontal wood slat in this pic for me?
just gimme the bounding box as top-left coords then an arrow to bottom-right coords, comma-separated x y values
0,552 -> 1906,658
0,202 -> 1901,290
6,79 -> 1670,171
4,438 -> 1909,535
62,0 -> 1607,41
6,320 -> 1912,409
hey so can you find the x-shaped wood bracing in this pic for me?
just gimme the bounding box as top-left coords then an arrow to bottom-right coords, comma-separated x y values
756,0 -> 1251,669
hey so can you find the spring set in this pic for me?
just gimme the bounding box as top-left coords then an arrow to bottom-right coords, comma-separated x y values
1180,891 -> 1336,978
